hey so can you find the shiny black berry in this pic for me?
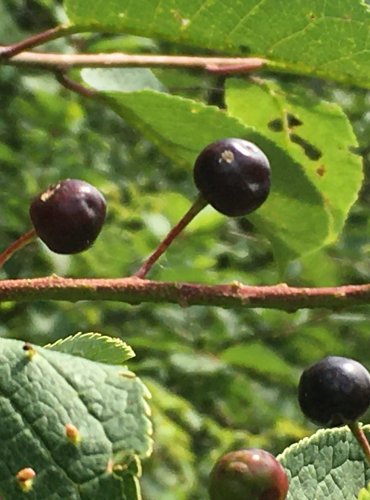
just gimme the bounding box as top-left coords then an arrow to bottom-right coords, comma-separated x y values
29,179 -> 106,254
209,448 -> 289,500
298,356 -> 370,426
193,138 -> 271,217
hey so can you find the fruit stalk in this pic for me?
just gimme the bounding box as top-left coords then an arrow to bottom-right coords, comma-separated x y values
348,421 -> 370,465
134,194 -> 208,279
0,229 -> 37,269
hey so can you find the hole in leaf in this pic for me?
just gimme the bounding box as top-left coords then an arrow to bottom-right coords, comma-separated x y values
287,113 -> 303,128
290,134 -> 322,160
239,45 -> 251,55
207,75 -> 226,109
217,253 -> 231,270
124,219 -> 144,231
268,119 -> 284,132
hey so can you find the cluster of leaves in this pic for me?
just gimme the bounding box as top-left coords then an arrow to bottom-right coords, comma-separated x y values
2,0 -> 370,498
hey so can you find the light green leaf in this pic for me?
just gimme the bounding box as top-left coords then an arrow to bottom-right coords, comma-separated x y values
221,341 -> 296,383
359,483 -> 370,500
65,0 -> 370,88
44,331 -> 135,365
226,78 -> 363,243
82,81 -> 331,268
82,68 -> 164,92
0,338 -> 152,499
278,426 -> 370,499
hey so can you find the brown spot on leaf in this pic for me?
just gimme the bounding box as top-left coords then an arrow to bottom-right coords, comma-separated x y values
316,165 -> 326,177
16,468 -> 36,492
23,342 -> 37,360
65,423 -> 81,444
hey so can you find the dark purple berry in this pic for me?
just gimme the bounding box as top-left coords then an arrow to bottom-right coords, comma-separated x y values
209,448 -> 289,500
193,138 -> 271,217
29,179 -> 106,254
298,356 -> 370,426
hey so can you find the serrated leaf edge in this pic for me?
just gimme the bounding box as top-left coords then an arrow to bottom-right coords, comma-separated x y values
44,331 -> 136,363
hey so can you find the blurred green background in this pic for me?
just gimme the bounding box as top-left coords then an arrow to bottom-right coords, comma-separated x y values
2,1 -> 370,498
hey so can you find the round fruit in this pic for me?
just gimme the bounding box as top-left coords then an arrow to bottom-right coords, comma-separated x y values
29,179 -> 106,254
298,356 -> 370,426
209,448 -> 289,500
193,138 -> 271,217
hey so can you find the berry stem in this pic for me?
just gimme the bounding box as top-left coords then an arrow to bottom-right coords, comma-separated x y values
348,421 -> 370,464
0,229 -> 37,269
55,71 -> 96,99
133,194 -> 208,279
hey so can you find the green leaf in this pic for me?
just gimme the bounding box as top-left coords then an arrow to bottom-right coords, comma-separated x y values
81,80 -> 330,268
226,78 -> 363,243
44,332 -> 135,365
170,352 -> 226,375
221,341 -> 297,383
0,2 -> 23,41
278,426 -> 370,499
0,338 -> 152,499
65,0 -> 370,88
359,484 -> 370,500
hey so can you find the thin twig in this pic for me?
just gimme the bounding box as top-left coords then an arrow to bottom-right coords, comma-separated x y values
0,229 -> 37,268
1,276 -> 370,310
0,25 -> 72,59
1,50 -> 266,72
55,71 -> 96,98
134,195 -> 208,279
206,62 -> 265,74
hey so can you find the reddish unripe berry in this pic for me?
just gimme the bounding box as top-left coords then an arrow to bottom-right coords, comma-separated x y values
209,448 -> 289,500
